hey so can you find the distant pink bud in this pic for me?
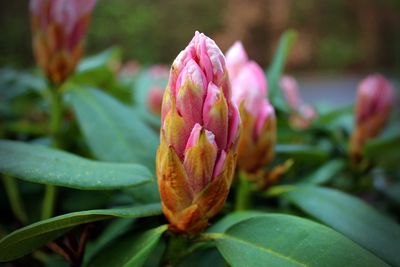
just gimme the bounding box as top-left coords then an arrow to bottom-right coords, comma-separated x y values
30,0 -> 96,84
148,64 -> 169,79
231,61 -> 267,118
290,104 -> 317,130
350,74 -> 394,161
355,74 -> 394,125
119,60 -> 140,77
226,41 -> 249,79
227,41 -> 276,173
280,75 -> 301,110
147,86 -> 164,115
255,100 -> 275,138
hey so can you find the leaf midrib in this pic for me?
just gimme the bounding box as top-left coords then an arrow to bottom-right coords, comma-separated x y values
215,233 -> 307,267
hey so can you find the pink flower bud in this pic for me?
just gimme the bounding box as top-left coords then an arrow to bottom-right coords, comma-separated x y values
225,41 -> 248,79
147,86 -> 164,115
157,32 -> 239,233
227,41 -> 276,173
30,0 -> 96,84
280,75 -> 302,110
350,74 -> 394,161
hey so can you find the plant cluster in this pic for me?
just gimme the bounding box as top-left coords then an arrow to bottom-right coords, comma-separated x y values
0,1 -> 399,267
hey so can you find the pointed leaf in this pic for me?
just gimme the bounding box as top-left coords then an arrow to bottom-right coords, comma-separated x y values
281,186 -> 400,266
0,140 -> 152,190
67,87 -> 158,169
267,30 -> 297,112
88,225 -> 168,267
211,215 -> 388,267
0,203 -> 161,262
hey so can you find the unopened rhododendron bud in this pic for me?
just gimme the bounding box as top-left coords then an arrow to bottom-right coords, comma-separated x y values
147,86 -> 164,115
280,75 -> 317,129
280,75 -> 301,110
157,32 -> 240,233
30,0 -> 96,84
227,42 -> 276,173
350,74 -> 394,161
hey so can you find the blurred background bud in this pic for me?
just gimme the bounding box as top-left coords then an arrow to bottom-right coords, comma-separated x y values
30,0 -> 96,84
350,74 -> 394,162
227,42 -> 276,173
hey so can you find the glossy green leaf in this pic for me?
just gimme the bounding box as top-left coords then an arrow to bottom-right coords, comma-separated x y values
88,225 -> 167,267
0,203 -> 162,262
300,159 -> 345,185
67,87 -> 158,169
281,186 -> 400,266
84,218 -> 135,264
364,134 -> 400,162
275,144 -> 329,162
316,105 -> 353,125
0,140 -> 152,190
207,211 -> 265,233
381,182 -> 400,204
210,215 -> 388,267
77,47 -> 122,73
176,248 -> 226,267
267,30 -> 297,112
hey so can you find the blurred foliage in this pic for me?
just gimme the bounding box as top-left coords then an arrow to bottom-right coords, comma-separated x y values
87,0 -> 223,64
1,0 -> 399,71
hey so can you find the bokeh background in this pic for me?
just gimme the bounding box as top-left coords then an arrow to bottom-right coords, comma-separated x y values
1,0 -> 399,106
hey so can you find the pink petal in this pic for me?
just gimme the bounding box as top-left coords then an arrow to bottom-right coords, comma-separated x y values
175,59 -> 207,129
255,100 -> 275,138
231,61 -> 266,118
203,83 -> 228,150
227,102 -> 240,148
226,41 -> 248,80
280,75 -> 302,110
213,150 -> 227,178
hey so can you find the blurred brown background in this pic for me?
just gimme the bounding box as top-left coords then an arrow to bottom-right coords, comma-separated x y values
1,0 -> 399,74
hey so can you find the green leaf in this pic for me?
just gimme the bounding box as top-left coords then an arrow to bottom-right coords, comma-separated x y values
364,134 -> 400,162
176,248 -> 226,267
210,215 -> 388,267
299,159 -> 345,185
316,105 -> 353,125
281,186 -> 400,266
0,140 -> 152,190
84,218 -> 135,264
0,203 -> 162,262
267,30 -> 297,112
381,182 -> 400,204
77,47 -> 122,73
275,144 -> 329,162
207,211 -> 265,233
88,225 -> 167,267
67,87 -> 158,169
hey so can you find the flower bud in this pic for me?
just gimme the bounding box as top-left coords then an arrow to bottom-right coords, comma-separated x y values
227,42 -> 276,173
30,0 -> 96,84
280,75 -> 301,110
350,74 -> 394,161
147,86 -> 164,115
157,32 -> 239,233
280,75 -> 317,129
290,104 -> 317,130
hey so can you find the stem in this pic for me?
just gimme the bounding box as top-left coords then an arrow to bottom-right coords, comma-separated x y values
2,175 -> 28,224
160,233 -> 204,267
234,171 -> 252,211
41,184 -> 57,220
42,88 -> 62,220
49,88 -> 62,148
